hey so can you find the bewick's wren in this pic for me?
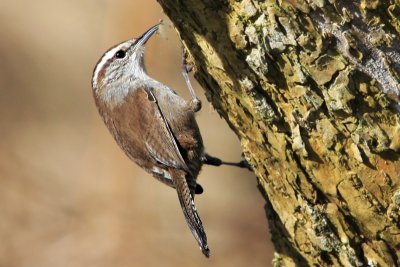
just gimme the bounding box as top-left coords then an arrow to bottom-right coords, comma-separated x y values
92,23 -> 250,258
92,23 -> 210,256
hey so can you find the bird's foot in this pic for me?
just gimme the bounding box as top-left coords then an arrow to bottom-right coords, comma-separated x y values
202,154 -> 253,171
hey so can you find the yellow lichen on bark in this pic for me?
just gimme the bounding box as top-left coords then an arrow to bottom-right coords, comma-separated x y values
157,0 -> 400,265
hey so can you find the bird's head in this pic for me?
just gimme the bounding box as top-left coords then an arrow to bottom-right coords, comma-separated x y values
92,23 -> 160,102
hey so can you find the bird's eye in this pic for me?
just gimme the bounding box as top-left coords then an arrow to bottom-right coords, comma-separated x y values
115,50 -> 126,59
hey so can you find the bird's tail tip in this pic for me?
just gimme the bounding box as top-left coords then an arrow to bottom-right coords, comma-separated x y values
201,245 -> 210,258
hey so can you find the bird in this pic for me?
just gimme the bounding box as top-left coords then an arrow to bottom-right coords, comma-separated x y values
91,23 -> 211,257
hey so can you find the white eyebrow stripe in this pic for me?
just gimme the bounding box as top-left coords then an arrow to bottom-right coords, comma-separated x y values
92,46 -> 121,89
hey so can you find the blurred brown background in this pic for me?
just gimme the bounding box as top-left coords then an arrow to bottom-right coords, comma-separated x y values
0,1 -> 273,266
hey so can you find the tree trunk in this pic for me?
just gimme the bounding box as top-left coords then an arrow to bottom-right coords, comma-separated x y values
156,0 -> 400,266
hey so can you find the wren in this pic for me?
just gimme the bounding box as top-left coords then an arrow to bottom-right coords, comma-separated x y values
91,23 -> 250,257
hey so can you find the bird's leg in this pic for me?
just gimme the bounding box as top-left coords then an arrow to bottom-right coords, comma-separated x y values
182,48 -> 201,113
202,154 -> 253,171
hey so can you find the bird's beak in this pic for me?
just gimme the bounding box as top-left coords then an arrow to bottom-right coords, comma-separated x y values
135,23 -> 160,48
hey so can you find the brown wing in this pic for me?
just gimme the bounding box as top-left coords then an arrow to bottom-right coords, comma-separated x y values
133,87 -> 189,172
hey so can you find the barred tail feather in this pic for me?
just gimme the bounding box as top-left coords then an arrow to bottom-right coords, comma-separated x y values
172,170 -> 210,257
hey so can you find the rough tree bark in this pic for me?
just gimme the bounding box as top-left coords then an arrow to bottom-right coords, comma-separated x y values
156,0 -> 400,266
